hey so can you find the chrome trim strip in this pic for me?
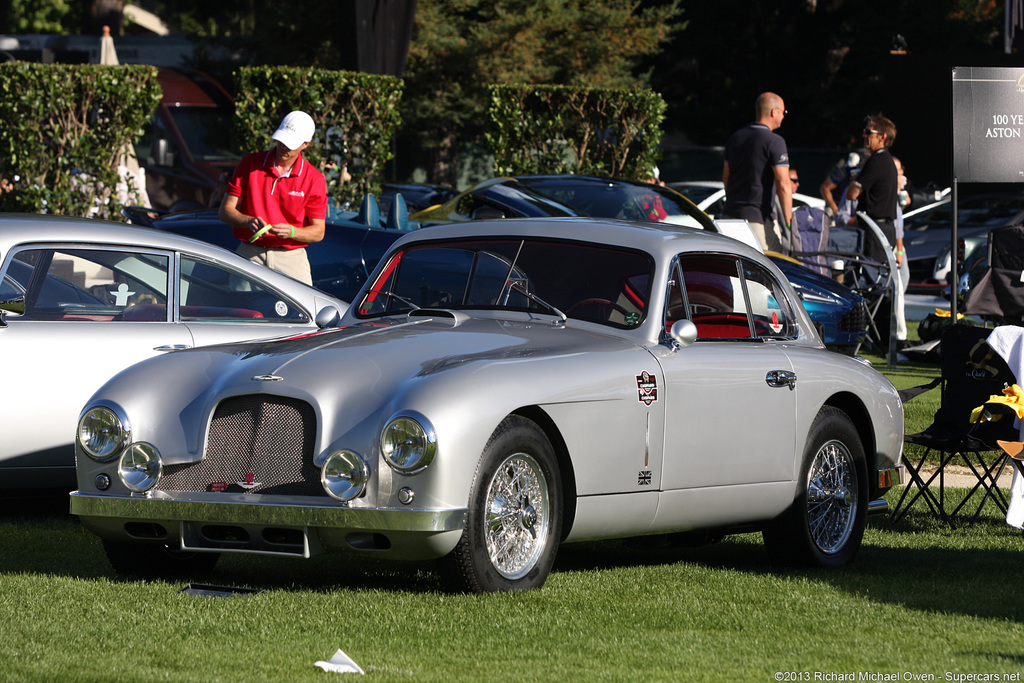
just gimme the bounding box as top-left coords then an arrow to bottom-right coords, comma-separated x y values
70,492 -> 466,533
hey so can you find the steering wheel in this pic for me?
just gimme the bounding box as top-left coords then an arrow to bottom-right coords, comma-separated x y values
566,298 -> 630,316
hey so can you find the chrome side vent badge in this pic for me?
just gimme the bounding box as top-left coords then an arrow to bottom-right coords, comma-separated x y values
252,374 -> 284,382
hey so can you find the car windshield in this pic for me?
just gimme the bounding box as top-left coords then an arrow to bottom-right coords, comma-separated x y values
672,184 -> 721,205
167,107 -> 239,162
356,238 -> 654,329
517,178 -> 712,230
473,182 -> 580,218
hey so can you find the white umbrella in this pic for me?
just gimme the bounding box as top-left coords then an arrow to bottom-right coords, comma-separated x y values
100,25 -> 118,65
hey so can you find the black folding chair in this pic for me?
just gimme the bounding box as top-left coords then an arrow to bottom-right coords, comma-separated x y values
963,224 -> 1024,324
890,324 -> 1019,528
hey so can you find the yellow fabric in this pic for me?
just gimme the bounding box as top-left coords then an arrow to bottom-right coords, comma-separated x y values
933,309 -> 965,319
971,383 -> 1024,423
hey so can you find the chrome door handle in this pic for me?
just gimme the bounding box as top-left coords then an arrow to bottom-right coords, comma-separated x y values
766,370 -> 796,389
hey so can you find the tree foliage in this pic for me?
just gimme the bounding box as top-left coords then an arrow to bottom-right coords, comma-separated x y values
487,84 -> 666,180
403,0 -> 684,183
5,0 -> 79,33
0,63 -> 161,218
649,0 -> 1004,148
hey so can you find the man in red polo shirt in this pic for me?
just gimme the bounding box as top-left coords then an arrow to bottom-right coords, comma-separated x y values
219,110 -> 328,285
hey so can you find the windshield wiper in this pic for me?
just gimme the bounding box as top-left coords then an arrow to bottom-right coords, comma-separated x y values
509,281 -> 567,324
374,289 -> 420,311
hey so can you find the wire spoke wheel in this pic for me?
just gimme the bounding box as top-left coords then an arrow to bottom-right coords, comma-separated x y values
484,452 -> 550,579
806,438 -> 857,555
763,406 -> 866,568
442,415 -> 562,593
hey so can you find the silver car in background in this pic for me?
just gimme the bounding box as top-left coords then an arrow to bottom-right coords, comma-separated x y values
71,218 -> 903,592
0,214 -> 346,491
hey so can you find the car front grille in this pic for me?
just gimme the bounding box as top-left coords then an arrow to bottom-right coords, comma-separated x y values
838,300 -> 870,333
156,394 -> 325,496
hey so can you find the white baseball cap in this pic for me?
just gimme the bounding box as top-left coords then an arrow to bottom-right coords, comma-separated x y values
272,111 -> 315,150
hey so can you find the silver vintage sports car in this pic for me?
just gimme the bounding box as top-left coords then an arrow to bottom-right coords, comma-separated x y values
0,214 -> 346,491
71,218 -> 904,592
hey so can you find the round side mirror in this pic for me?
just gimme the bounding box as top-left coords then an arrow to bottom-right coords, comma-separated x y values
315,305 -> 341,329
669,319 -> 698,347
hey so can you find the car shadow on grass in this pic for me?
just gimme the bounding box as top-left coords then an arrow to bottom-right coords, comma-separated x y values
2,494 -> 1023,624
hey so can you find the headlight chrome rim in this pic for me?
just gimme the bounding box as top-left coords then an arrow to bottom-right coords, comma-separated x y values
380,411 -> 437,474
77,404 -> 130,462
118,442 -> 163,493
321,450 -> 369,502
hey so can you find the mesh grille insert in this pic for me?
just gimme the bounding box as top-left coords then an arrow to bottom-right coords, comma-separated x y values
839,301 -> 870,334
157,394 -> 324,496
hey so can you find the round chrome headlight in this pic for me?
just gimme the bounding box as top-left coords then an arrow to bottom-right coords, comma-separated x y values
118,442 -> 162,493
321,450 -> 369,502
380,412 -> 436,474
77,405 -> 129,462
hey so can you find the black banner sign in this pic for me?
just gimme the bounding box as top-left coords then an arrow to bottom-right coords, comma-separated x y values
952,66 -> 1024,182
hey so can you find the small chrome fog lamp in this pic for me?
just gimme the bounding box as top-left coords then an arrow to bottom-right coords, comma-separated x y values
380,412 -> 437,474
321,450 -> 369,502
118,443 -> 162,493
78,405 -> 129,461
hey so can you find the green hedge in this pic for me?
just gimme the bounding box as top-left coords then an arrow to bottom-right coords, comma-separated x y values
486,84 -> 666,181
0,63 -> 161,219
232,66 -> 404,209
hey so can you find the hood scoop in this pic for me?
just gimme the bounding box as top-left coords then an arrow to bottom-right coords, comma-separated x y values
407,308 -> 470,327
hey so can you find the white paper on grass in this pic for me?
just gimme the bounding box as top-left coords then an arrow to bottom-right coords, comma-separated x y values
314,649 -> 365,675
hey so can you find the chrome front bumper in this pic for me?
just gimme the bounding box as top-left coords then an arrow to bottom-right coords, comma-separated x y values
71,491 -> 466,531
70,491 -> 467,560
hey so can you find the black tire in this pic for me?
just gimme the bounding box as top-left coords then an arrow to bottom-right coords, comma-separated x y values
441,415 -> 562,593
763,406 -> 867,568
103,540 -> 220,579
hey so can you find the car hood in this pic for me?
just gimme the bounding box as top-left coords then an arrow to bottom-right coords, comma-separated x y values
206,312 -> 639,377
90,311 -> 648,464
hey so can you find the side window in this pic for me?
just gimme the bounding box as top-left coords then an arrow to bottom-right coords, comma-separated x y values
742,261 -> 797,339
15,248 -> 168,322
678,255 -> 751,340
0,254 -> 32,301
178,256 -> 308,322
673,255 -> 798,341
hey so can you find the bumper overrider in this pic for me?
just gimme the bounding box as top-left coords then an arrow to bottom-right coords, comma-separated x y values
70,492 -> 467,560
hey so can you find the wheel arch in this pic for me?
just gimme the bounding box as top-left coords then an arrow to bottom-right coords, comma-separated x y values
820,392 -> 878,491
511,405 -> 578,542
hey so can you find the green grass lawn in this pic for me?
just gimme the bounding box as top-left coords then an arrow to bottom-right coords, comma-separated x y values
3,331 -> 1023,682
2,493 -> 1022,682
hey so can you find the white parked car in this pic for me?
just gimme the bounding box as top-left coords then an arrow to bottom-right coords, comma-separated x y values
670,180 -> 826,217
0,214 -> 346,491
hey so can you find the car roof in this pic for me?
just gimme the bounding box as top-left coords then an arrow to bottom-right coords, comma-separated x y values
157,67 -> 233,108
0,213 -> 337,299
388,216 -> 763,259
0,213 -> 227,251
